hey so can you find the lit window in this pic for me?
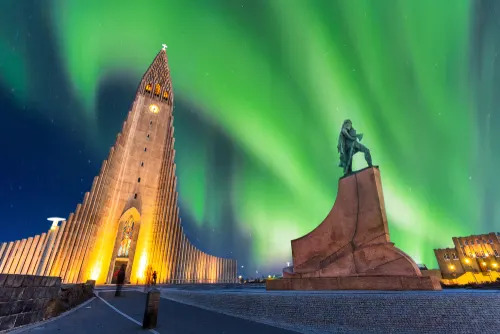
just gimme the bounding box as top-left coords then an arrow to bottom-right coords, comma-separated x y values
117,215 -> 135,257
155,83 -> 161,95
163,91 -> 169,100
145,83 -> 152,92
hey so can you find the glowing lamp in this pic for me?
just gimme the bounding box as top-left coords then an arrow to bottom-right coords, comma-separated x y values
449,265 -> 455,270
493,263 -> 498,268
47,217 -> 65,230
482,262 -> 487,266
464,258 -> 470,264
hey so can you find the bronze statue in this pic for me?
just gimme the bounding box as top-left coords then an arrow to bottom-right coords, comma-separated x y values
337,119 -> 372,175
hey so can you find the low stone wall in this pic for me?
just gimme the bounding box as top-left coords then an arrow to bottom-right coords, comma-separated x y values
0,274 -> 61,331
44,280 -> 95,319
160,286 -> 500,333
0,275 -> 95,331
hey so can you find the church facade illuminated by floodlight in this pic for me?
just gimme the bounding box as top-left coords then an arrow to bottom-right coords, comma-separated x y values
0,46 -> 237,284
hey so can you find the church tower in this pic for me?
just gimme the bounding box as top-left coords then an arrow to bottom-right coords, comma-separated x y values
0,46 -> 237,284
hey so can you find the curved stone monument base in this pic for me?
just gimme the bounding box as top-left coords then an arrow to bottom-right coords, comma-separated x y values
267,166 -> 442,291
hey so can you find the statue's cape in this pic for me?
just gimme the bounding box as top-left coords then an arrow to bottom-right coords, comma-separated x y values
337,132 -> 347,156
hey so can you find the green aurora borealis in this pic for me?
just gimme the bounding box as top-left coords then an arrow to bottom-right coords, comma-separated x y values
1,0 -> 499,276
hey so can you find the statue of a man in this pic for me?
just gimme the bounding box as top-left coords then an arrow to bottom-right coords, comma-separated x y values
337,119 -> 372,175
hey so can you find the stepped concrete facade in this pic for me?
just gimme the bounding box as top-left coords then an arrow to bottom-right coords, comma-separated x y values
0,48 -> 237,285
267,166 -> 441,290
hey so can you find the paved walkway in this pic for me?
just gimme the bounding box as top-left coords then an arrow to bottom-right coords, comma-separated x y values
19,289 -> 298,334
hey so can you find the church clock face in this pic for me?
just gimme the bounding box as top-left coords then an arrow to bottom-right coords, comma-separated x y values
149,104 -> 160,114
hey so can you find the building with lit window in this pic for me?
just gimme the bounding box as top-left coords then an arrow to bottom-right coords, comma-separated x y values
434,232 -> 499,284
0,46 -> 237,285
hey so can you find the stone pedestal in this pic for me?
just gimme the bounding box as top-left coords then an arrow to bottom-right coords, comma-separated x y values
267,167 -> 441,291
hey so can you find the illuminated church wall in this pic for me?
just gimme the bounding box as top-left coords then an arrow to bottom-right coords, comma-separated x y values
0,48 -> 237,284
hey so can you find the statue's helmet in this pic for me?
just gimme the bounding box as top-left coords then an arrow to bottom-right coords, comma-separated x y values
342,119 -> 352,128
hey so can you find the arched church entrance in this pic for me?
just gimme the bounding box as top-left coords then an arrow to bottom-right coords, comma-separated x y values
107,207 -> 141,284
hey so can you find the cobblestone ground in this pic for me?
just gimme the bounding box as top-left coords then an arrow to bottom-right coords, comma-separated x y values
159,285 -> 500,334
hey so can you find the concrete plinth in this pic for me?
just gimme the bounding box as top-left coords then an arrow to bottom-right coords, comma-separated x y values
268,167 -> 441,291
266,275 -> 441,291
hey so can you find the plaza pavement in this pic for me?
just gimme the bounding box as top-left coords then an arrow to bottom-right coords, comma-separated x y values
12,284 -> 500,333
15,287 -> 298,334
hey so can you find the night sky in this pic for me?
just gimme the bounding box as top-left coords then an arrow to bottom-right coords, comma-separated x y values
1,0 -> 499,278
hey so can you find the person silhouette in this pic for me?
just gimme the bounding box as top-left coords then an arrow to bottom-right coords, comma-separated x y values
115,264 -> 126,297
152,271 -> 157,285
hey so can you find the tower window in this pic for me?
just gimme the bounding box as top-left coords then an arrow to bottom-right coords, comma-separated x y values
134,193 -> 137,199
141,162 -> 144,167
154,83 -> 161,96
147,134 -> 150,139
150,120 -> 153,125
145,83 -> 152,92
163,91 -> 169,100
138,177 -> 141,183
144,147 -> 147,152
